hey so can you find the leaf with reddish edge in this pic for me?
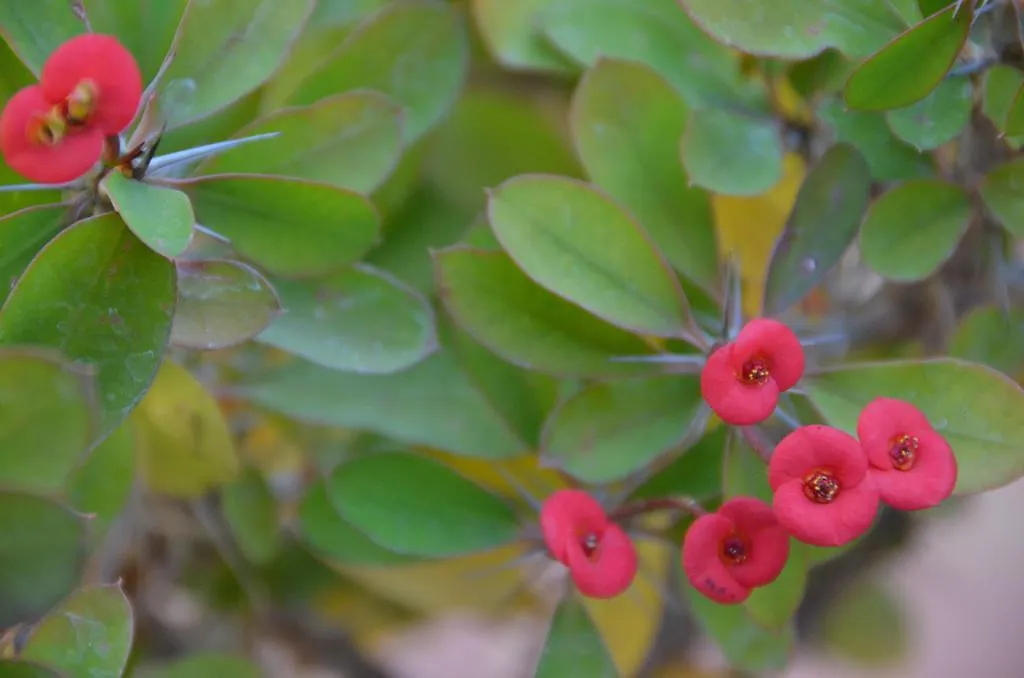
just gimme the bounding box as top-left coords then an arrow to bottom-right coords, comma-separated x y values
0,213 -> 176,437
171,259 -> 282,350
843,3 -> 973,111
805,358 -> 1024,495
176,173 -> 381,278
763,143 -> 871,316
486,174 -> 699,342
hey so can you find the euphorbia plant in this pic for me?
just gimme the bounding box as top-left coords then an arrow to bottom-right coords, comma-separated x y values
4,0 -> 1024,677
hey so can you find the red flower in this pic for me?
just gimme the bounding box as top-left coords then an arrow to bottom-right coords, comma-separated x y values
0,34 -> 142,184
857,398 -> 957,511
769,425 -> 879,547
700,318 -> 805,426
681,496 -> 789,604
538,489 -> 638,599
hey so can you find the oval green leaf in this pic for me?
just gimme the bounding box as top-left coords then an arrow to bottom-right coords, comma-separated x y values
571,58 -> 717,291
534,594 -> 617,678
950,306 -> 1024,377
236,353 -> 525,458
101,172 -> 194,258
805,358 -> 1024,495
843,4 -> 972,111
1005,83 -> 1024,136
745,541 -> 808,630
0,661 -> 61,678
134,359 -> 240,497
0,213 -> 176,436
679,0 -> 905,59
763,143 -> 872,316
628,426 -> 726,502
181,174 -> 381,277
171,259 -> 282,350
221,467 -> 279,565
486,175 -> 692,339
0,0 -> 84,75
0,348 -> 97,493
682,108 -> 782,196
859,179 -> 971,281
198,91 -> 404,194
435,246 -> 658,378
885,76 -> 972,150
327,452 -> 520,557
471,0 -> 578,72
0,204 -> 68,307
288,1 -> 469,143
157,0 -> 315,128
257,264 -> 436,374
21,584 -> 133,677
980,157 -> 1024,238
541,376 -> 703,484
0,492 -> 88,627
67,419 -> 135,537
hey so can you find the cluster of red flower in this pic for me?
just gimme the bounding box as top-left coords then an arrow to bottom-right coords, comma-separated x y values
539,318 -> 957,603
0,34 -> 141,184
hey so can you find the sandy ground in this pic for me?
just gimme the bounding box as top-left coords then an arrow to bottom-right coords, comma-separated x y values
372,478 -> 1024,678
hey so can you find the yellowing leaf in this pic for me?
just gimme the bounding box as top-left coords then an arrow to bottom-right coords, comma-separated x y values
134,360 -> 240,496
713,153 -> 807,317
584,537 -> 670,677
419,448 -> 569,500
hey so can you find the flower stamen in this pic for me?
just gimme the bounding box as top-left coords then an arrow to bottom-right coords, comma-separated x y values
580,532 -> 600,560
803,470 -> 840,504
26,110 -> 66,146
721,536 -> 748,564
65,79 -> 98,125
889,434 -> 919,471
741,358 -> 770,386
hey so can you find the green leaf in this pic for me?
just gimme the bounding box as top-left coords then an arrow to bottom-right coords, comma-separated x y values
859,179 -> 971,281
0,213 -> 175,436
763,143 -> 872,316
134,360 -> 240,497
257,264 -> 436,374
982,65 -> 1024,145
157,0 -> 315,128
486,175 -> 693,339
289,1 -> 469,143
0,204 -> 70,307
0,0 -> 84,75
540,376 -> 703,484
327,452 -> 520,557
0,348 -> 96,493
171,259 -> 282,350
471,0 -> 578,72
980,158 -> 1024,238
722,428 -> 772,503
21,584 -> 133,677
534,594 -> 617,678
0,662 -> 61,678
745,541 -> 808,630
297,479 -> 419,565
181,174 -> 380,277
67,420 -> 135,536
101,172 -> 194,258
1004,84 -> 1024,136
682,109 -> 782,196
628,427 -> 726,501
570,58 -> 718,292
950,306 -> 1024,377
539,0 -> 749,108
885,76 -> 972,150
81,0 -> 187,83
684,581 -> 795,671
198,92 -> 404,194
843,4 -> 972,111
818,99 -> 934,181
424,89 -> 583,214
805,358 -> 1024,495
678,0 -> 905,59
237,353 -> 525,458
0,492 -> 88,626
222,468 -> 279,565
435,246 -> 659,378
143,653 -> 263,678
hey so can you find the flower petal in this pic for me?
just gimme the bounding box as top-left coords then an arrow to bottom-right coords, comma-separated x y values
869,429 -> 958,510
41,34 -> 142,135
857,397 -> 936,469
539,489 -> 607,564
566,523 -> 637,599
718,497 -> 790,588
701,344 -> 779,426
768,425 -> 867,490
0,85 -> 103,184
681,513 -> 750,604
731,318 -> 805,391
773,478 -> 879,547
